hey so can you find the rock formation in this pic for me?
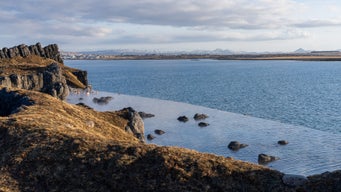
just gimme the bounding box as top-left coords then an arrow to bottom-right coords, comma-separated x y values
0,43 -> 88,99
122,107 -> 145,142
0,43 -> 63,63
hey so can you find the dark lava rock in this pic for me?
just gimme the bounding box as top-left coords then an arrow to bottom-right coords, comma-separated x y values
92,96 -> 113,105
198,122 -> 209,127
138,111 -> 155,119
76,102 -> 93,110
282,174 -> 308,187
306,170 -> 341,191
193,113 -> 209,121
177,116 -> 189,122
0,88 -> 34,116
123,107 -> 145,142
227,141 -> 248,151
258,154 -> 279,164
278,140 -> 289,145
147,134 -> 155,140
154,129 -> 165,135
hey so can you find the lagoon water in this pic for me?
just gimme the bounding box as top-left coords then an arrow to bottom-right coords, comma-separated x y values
66,59 -> 341,176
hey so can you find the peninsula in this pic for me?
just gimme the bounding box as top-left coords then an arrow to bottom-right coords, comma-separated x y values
0,43 -> 340,191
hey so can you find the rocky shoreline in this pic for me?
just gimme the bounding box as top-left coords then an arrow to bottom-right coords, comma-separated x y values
0,43 -> 340,191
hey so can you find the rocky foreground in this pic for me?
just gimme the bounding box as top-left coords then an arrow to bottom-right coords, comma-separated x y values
0,43 -> 340,191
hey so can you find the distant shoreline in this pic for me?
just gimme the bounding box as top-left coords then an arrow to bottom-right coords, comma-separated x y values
63,54 -> 341,61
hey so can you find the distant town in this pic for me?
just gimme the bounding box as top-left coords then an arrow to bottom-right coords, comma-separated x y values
61,49 -> 341,61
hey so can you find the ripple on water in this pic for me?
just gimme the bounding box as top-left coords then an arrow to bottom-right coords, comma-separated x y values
67,91 -> 341,176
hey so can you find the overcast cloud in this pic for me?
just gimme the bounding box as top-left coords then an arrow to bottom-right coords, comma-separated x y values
1,0 -> 341,51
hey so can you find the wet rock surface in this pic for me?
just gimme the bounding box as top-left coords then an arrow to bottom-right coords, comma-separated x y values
147,134 -> 155,140
228,141 -> 248,151
193,113 -> 209,120
92,96 -> 113,105
138,111 -> 155,119
198,122 -> 209,127
154,129 -> 165,135
278,140 -> 289,145
258,153 -> 280,164
177,115 -> 189,122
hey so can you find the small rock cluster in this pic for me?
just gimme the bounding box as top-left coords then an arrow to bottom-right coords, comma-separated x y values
177,113 -> 210,128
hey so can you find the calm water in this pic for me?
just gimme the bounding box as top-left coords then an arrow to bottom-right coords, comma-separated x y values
67,91 -> 341,176
66,59 -> 341,133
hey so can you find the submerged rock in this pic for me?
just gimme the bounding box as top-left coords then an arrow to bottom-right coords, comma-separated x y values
193,113 -> 209,121
154,129 -> 165,135
228,141 -> 248,151
278,140 -> 289,145
177,116 -> 189,122
92,96 -> 113,105
147,134 -> 155,140
198,122 -> 209,127
138,111 -> 155,119
258,154 -> 279,164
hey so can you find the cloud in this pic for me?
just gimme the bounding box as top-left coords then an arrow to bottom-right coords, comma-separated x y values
292,19 -> 341,28
1,0 -> 300,29
0,0 -> 340,51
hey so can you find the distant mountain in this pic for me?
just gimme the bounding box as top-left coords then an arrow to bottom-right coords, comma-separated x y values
293,48 -> 310,53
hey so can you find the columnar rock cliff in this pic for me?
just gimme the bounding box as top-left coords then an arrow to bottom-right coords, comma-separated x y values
0,43 -> 87,100
0,43 -> 63,63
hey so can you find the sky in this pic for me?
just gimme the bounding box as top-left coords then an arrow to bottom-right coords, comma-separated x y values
1,0 -> 341,52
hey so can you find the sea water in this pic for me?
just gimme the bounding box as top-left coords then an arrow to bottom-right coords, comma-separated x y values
66,59 -> 341,176
66,59 -> 341,133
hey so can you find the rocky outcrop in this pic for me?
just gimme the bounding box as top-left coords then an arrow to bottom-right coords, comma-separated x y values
0,43 -> 63,63
0,43 -> 88,99
42,63 -> 69,99
0,63 -> 69,100
121,107 -> 145,142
